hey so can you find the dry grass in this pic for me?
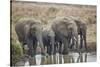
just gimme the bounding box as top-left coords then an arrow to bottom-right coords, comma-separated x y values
11,1 -> 96,51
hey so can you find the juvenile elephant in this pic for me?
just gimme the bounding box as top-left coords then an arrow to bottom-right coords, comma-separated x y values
15,18 -> 45,57
42,24 -> 55,55
51,17 -> 78,54
42,29 -> 55,55
69,16 -> 87,50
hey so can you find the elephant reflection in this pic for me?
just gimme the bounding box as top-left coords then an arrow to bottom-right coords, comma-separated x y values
26,53 -> 88,65
45,53 -> 87,64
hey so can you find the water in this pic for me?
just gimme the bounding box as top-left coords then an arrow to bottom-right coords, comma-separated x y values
24,61 -> 30,66
35,54 -> 42,65
16,52 -> 96,66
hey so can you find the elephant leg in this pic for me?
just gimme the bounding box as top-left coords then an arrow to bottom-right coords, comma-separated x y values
54,43 -> 57,54
26,40 -> 35,57
83,34 -> 87,50
50,44 -> 53,55
80,34 -> 83,49
59,43 -> 63,54
62,38 -> 69,54
22,44 -> 25,54
28,44 -> 34,57
76,36 -> 79,51
51,44 -> 54,55
47,45 -> 50,55
33,42 -> 37,56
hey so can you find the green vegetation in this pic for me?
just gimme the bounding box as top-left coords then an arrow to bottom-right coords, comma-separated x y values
11,41 -> 23,65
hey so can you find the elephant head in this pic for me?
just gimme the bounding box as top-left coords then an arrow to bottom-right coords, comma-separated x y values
29,22 -> 45,55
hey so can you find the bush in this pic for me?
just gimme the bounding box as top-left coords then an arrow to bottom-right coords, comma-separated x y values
11,41 -> 23,66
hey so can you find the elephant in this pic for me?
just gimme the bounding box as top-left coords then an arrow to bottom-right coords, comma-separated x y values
51,17 -> 78,54
15,17 -> 45,57
69,16 -> 87,50
42,26 -> 55,55
54,35 -> 63,54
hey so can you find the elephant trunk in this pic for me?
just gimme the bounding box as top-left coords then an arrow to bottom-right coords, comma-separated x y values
49,30 -> 55,54
69,30 -> 78,50
50,36 -> 55,54
72,34 -> 78,50
36,31 -> 45,55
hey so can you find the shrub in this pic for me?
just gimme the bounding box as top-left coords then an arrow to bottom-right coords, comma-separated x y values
11,41 -> 23,66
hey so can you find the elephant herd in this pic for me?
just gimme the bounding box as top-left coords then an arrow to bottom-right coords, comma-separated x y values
15,16 -> 87,57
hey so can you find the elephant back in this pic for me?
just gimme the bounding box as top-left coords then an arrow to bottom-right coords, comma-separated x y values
51,17 -> 77,34
16,17 -> 41,26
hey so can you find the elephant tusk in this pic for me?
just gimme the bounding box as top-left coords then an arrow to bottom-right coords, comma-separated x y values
70,38 -> 73,44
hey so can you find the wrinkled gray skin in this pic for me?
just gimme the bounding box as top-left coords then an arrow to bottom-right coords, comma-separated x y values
42,29 -> 55,55
15,18 -> 45,57
51,17 -> 78,54
69,16 -> 87,50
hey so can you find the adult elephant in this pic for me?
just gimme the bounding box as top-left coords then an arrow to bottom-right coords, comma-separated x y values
15,17 -> 45,57
51,17 -> 78,54
42,25 -> 55,55
69,16 -> 87,50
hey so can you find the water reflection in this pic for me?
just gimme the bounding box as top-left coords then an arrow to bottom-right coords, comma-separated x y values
25,52 -> 96,65
35,54 -> 42,65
